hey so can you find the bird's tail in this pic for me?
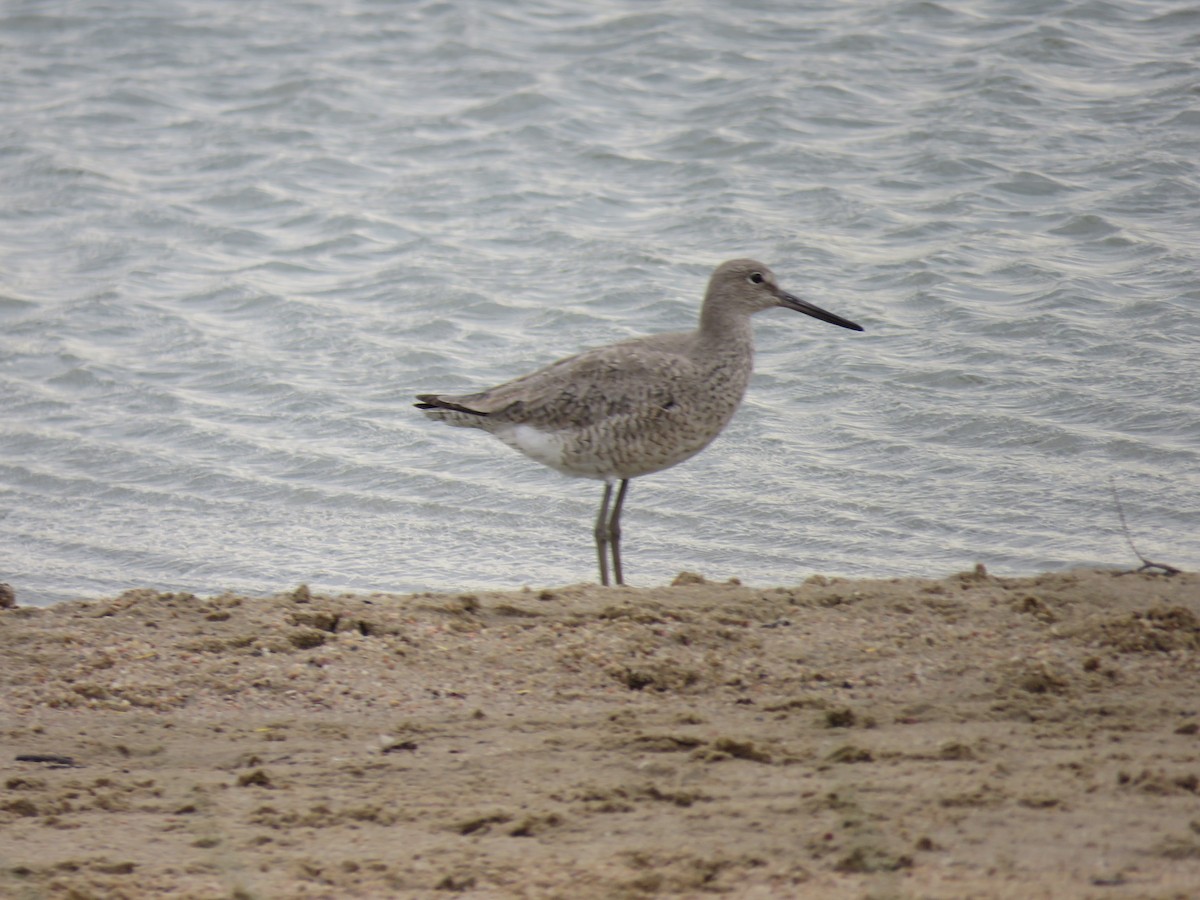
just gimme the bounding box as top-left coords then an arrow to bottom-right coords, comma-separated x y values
414,394 -> 489,427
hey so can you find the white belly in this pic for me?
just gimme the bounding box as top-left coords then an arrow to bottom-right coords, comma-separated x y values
494,424 -> 608,480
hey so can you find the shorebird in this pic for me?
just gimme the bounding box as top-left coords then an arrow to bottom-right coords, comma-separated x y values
415,259 -> 863,586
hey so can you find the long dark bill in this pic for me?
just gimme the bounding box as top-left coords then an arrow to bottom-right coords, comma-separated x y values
779,291 -> 864,332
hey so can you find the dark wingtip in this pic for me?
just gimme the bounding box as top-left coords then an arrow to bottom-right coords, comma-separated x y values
414,395 -> 488,416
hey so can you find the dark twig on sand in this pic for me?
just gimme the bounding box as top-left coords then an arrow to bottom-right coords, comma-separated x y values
1110,478 -> 1181,576
15,754 -> 80,768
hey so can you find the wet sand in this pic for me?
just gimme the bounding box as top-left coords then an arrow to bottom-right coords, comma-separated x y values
2,567 -> 1198,898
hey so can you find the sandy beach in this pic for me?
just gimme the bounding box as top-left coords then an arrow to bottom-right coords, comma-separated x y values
2,567 -> 1198,898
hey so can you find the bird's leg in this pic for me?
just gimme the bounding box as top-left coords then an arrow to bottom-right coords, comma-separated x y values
609,479 -> 630,586
594,482 -> 614,586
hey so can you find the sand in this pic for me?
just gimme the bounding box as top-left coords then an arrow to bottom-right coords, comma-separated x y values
1,566 -> 1198,899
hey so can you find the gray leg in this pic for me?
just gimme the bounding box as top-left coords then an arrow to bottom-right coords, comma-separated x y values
594,482 -> 614,586
609,479 -> 630,586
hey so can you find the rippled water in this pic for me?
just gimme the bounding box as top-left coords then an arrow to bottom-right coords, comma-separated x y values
2,0 -> 1198,605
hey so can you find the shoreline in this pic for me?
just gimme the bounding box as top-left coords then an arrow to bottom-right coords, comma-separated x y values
3,567 -> 1198,897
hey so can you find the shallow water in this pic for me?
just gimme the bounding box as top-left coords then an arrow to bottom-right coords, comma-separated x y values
2,0 -> 1198,605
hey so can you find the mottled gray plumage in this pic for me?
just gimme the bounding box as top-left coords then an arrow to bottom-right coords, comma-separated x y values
416,259 -> 863,585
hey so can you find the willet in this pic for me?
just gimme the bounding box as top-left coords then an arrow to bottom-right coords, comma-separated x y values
415,259 -> 863,586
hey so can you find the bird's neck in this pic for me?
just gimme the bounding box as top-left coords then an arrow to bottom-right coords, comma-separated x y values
698,297 -> 755,356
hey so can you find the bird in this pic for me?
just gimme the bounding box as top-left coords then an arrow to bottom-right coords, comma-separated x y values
415,258 -> 863,586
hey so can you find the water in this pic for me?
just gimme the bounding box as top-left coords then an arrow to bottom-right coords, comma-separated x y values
2,0 -> 1198,605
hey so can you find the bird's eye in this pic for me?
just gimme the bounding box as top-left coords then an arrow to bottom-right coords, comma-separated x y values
748,272 -> 765,285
